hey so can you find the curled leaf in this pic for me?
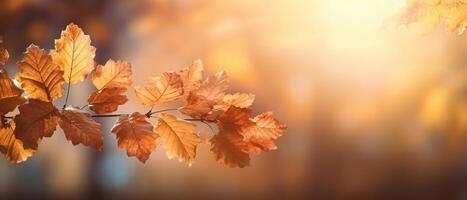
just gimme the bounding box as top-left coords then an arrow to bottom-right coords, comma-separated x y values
135,72 -> 183,107
16,44 -> 65,102
155,113 -> 201,165
111,112 -> 158,163
52,23 -> 96,84
58,108 -> 104,151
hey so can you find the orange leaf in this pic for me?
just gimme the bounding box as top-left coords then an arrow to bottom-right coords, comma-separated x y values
17,44 -> 65,102
155,113 -> 201,165
0,121 -> 34,163
242,112 -> 287,154
13,100 -> 59,150
179,59 -> 204,94
214,93 -> 255,111
111,112 -> 158,163
58,107 -> 104,151
52,23 -> 96,84
0,48 -> 9,66
0,69 -> 25,114
92,59 -> 132,90
88,88 -> 128,114
135,72 -> 183,107
195,71 -> 229,102
179,93 -> 217,121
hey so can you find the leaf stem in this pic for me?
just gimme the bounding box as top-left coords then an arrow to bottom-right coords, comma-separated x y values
63,83 -> 71,109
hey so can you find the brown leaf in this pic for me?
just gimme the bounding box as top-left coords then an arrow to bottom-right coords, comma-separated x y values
14,100 -> 59,150
111,112 -> 158,163
214,93 -> 255,111
179,93 -> 217,121
0,121 -> 35,163
0,48 -> 9,66
88,88 -> 128,114
0,69 -> 25,114
16,44 -> 65,102
195,71 -> 229,102
135,72 -> 183,107
179,59 -> 204,94
210,107 -> 254,168
58,108 -> 104,151
155,113 -> 201,165
92,59 -> 132,90
242,112 -> 287,154
52,23 -> 96,84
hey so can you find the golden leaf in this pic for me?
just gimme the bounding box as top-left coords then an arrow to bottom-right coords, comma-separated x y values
13,100 -> 59,150
210,107 -> 254,168
195,71 -> 229,102
135,72 -> 183,107
111,112 -> 158,163
0,48 -> 9,66
0,69 -> 25,114
155,113 -> 201,165
52,23 -> 96,84
179,59 -> 204,94
0,121 -> 34,163
92,59 -> 132,90
242,112 -> 287,154
179,93 -> 217,121
58,107 -> 104,151
214,93 -> 255,111
88,88 -> 128,114
16,44 -> 65,102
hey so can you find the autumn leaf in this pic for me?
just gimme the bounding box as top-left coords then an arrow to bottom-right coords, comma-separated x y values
58,107 -> 104,151
241,112 -> 287,154
13,100 -> 59,150
214,93 -> 255,111
92,59 -> 132,90
0,48 -> 9,66
52,23 -> 96,84
179,59 -> 204,94
155,113 -> 201,165
195,71 -> 229,102
0,69 -> 25,114
0,121 -> 35,163
135,72 -> 184,107
111,112 -> 158,163
179,93 -> 217,121
88,88 -> 128,114
88,59 -> 132,114
16,44 -> 65,102
210,107 -> 254,168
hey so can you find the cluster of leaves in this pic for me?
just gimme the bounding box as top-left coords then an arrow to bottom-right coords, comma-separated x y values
401,0 -> 467,34
0,23 -> 287,168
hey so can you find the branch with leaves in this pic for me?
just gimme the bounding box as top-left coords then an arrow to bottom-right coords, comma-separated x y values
0,23 -> 287,168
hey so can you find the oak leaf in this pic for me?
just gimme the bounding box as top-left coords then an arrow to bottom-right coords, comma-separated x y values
111,112 -> 158,163
135,72 -> 183,107
88,88 -> 128,114
0,69 -> 25,114
155,113 -> 201,165
214,93 -> 255,111
58,107 -> 104,151
52,23 -> 96,83
0,121 -> 34,163
13,100 -> 59,150
179,59 -> 204,94
16,44 -> 65,102
92,59 -> 132,90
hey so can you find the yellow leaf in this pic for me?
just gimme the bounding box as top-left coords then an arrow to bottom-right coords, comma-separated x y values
92,59 -> 132,90
135,72 -> 183,107
0,121 -> 34,163
52,23 -> 96,84
17,44 -> 65,102
155,113 -> 201,165
111,112 -> 158,163
214,93 -> 255,111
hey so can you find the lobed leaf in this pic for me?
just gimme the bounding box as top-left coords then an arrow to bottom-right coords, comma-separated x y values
135,72 -> 184,107
0,121 -> 35,163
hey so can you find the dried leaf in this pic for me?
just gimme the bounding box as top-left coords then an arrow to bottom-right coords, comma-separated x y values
155,113 -> 201,165
52,23 -> 96,84
13,100 -> 59,150
92,59 -> 132,90
111,112 -> 158,163
210,107 -> 254,168
88,88 -> 128,114
0,121 -> 34,163
195,71 -> 229,102
16,44 -> 65,102
135,72 -> 183,107
179,59 -> 204,94
0,69 -> 25,114
242,112 -> 287,154
179,93 -> 217,121
0,48 -> 9,66
59,108 -> 104,151
214,93 -> 255,111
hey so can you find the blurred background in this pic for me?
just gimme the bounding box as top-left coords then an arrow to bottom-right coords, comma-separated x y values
0,0 -> 466,199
